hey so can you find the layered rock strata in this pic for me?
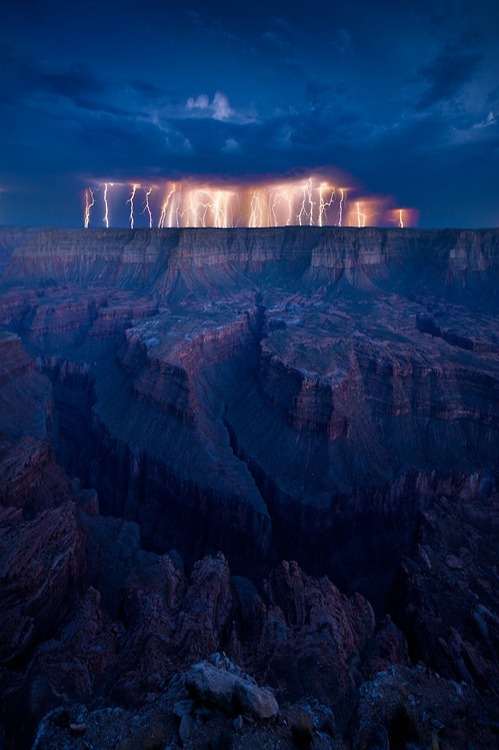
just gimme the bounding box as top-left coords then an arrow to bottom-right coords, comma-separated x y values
0,226 -> 497,748
3,228 -> 497,585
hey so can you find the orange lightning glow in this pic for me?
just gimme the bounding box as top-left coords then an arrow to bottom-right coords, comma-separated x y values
387,207 -> 419,229
249,191 -> 265,228
269,186 -> 293,226
188,190 -> 210,227
306,178 -> 315,226
348,197 -> 388,227
356,202 -> 366,228
181,187 -> 235,228
158,184 -> 177,228
318,182 -> 335,228
171,187 -> 182,227
83,176 -> 418,229
212,189 -> 234,228
297,178 -> 316,226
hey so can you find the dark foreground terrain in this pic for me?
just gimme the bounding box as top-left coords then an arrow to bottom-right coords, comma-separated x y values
0,226 -> 497,749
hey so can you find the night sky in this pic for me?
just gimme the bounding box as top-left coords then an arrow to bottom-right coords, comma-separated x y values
1,0 -> 498,228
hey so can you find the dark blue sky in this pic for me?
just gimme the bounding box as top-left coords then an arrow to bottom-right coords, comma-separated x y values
1,0 -> 498,227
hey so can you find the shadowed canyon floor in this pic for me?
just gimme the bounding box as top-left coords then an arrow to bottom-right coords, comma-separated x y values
0,226 -> 497,749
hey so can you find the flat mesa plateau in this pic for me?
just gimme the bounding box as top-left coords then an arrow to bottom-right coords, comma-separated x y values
0,226 -> 497,750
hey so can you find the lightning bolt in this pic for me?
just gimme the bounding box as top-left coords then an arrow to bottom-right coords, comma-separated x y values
388,207 -> 407,228
186,190 -> 212,227
142,186 -> 154,229
81,176 -> 415,229
249,191 -> 264,228
103,183 -> 112,229
318,182 -> 335,227
214,190 -> 234,228
270,186 -> 294,226
159,184 -> 177,228
199,191 -> 211,227
270,190 -> 278,227
84,187 -> 95,229
283,190 -> 293,226
297,178 -> 315,226
126,184 -> 138,229
356,201 -> 366,228
270,189 -> 279,227
297,186 -> 306,226
173,188 -> 182,227
338,189 -> 345,227
307,178 -> 315,226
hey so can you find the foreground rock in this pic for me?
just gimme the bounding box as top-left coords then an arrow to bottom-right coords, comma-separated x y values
354,664 -> 498,750
0,502 -> 85,667
185,653 -> 279,719
32,657 -> 338,750
392,491 -> 499,695
30,661 -> 499,750
237,560 -> 378,709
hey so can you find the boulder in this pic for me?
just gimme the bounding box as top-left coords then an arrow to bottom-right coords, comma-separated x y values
185,653 -> 278,720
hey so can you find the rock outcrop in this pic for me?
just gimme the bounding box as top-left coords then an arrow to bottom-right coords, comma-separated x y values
392,490 -> 499,694
354,664 -> 497,750
0,501 -> 85,667
185,653 -> 279,719
238,560 -> 376,706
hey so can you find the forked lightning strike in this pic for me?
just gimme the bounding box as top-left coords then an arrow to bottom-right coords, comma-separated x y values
249,191 -> 264,228
126,184 -> 138,230
83,177 -> 416,229
142,187 -> 154,229
270,187 -> 293,227
297,178 -> 314,226
158,184 -> 179,228
318,183 -> 335,228
84,188 -> 95,229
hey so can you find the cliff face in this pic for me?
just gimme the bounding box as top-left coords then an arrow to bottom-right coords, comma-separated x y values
5,226 -> 499,295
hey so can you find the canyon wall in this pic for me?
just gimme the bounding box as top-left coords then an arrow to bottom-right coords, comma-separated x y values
4,227 -> 499,291
0,226 -> 497,749
1,226 -> 497,589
